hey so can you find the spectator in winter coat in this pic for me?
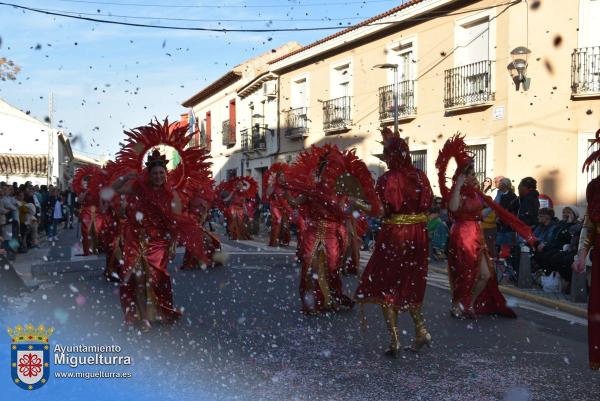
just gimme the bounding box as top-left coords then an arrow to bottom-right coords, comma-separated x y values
517,177 -> 540,228
496,178 -> 519,258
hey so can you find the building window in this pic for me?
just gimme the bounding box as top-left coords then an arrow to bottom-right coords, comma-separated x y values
585,139 -> 600,186
456,17 -> 490,66
205,111 -> 211,151
291,77 -> 308,109
226,169 -> 237,180
330,62 -> 352,99
410,150 -> 426,173
466,144 -> 487,184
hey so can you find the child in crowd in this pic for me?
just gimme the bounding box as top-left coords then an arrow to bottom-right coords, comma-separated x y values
427,206 -> 449,260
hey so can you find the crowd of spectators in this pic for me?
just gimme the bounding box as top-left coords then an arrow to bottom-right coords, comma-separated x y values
0,181 -> 77,260
421,175 -> 586,296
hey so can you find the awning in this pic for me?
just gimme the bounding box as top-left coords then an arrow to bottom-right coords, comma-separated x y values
0,154 -> 48,177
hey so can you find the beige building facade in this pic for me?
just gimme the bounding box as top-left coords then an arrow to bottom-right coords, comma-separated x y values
269,0 -> 600,207
184,0 -> 600,207
182,42 -> 301,190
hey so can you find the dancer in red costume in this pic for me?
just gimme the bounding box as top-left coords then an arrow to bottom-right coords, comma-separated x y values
111,118 -> 212,328
355,128 -> 432,356
101,160 -> 128,282
217,176 -> 258,240
264,163 -> 292,247
72,165 -> 106,256
285,145 -> 380,314
342,212 -> 368,275
436,135 -> 535,319
573,128 -> 600,370
181,188 -> 222,270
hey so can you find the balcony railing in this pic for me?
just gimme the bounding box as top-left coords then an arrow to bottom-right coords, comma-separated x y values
323,96 -> 352,132
251,124 -> 267,151
378,80 -> 416,121
241,125 -> 268,152
444,60 -> 494,109
284,107 -> 309,138
572,46 -> 600,95
222,119 -> 232,146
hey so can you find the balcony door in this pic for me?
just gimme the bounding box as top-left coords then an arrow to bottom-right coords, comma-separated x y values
331,62 -> 352,100
456,17 -> 490,95
579,0 -> 600,48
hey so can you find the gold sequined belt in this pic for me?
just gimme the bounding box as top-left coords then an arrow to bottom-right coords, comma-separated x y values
382,213 -> 427,225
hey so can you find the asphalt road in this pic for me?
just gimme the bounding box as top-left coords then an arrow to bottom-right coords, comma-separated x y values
1,232 -> 599,401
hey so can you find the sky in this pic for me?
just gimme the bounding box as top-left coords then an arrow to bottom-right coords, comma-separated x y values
0,0 -> 408,159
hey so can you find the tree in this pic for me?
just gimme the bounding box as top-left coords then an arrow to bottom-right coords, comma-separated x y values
0,57 -> 20,81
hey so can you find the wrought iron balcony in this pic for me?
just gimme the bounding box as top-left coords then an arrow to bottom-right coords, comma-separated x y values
284,107 -> 309,138
444,60 -> 494,109
251,124 -> 267,151
322,96 -> 352,132
241,125 -> 268,152
571,46 -> 600,96
378,80 -> 416,121
222,119 -> 234,146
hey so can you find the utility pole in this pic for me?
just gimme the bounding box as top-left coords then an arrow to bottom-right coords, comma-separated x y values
47,91 -> 54,186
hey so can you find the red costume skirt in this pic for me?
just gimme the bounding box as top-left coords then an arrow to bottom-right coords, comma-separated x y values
269,206 -> 290,247
447,220 -> 516,318
589,245 -> 600,369
79,206 -> 105,256
226,205 -> 251,240
181,231 -> 221,269
119,233 -> 181,324
355,222 -> 428,310
298,220 -> 351,313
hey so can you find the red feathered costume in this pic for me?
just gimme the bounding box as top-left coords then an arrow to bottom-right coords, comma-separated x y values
100,160 -> 126,282
436,134 -> 536,319
264,163 -> 292,247
181,186 -> 222,270
217,176 -> 257,240
354,129 -> 432,354
73,165 -> 107,256
286,145 -> 379,314
112,118 -> 213,326
578,129 -> 600,370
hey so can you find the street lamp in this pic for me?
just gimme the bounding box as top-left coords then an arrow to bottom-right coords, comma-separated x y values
507,46 -> 532,91
374,63 -> 399,134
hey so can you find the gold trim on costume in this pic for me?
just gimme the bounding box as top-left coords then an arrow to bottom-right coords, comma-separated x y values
382,213 -> 427,225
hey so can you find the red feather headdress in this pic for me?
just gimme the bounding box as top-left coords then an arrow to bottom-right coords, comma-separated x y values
286,144 -> 380,216
72,165 -> 106,196
262,162 -> 289,197
582,128 -> 600,172
435,134 -> 474,202
114,117 -> 213,204
380,127 -> 412,170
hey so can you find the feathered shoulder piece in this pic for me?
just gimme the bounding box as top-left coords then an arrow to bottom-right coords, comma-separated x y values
72,165 -> 106,195
339,149 -> 382,216
263,163 -> 289,197
583,129 -> 600,172
114,117 -> 213,203
285,144 -> 338,192
435,134 -> 474,202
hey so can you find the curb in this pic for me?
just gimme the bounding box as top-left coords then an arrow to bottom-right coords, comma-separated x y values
429,266 -> 588,319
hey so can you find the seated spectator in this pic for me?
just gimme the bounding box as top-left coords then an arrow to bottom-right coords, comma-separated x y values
533,206 -> 582,286
532,208 -> 559,250
427,206 -> 449,260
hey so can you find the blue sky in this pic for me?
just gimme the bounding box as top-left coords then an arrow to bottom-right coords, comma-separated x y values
0,0 -> 406,159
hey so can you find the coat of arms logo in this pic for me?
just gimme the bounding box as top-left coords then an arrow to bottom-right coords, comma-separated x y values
7,324 -> 54,390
